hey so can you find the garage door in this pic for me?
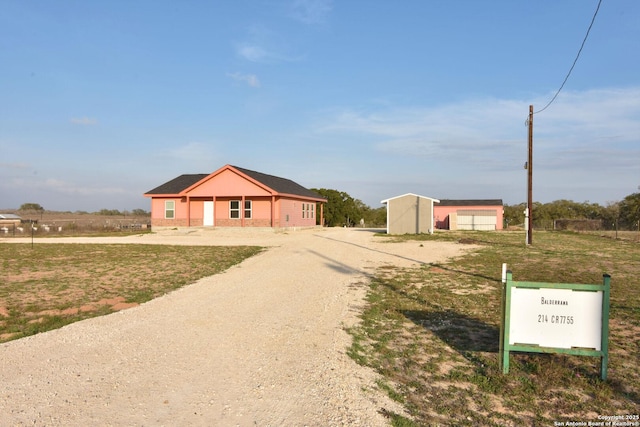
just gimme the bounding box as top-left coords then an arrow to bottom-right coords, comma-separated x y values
456,209 -> 497,231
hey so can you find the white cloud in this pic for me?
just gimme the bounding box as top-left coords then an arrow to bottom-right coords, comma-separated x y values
234,24 -> 304,63
311,86 -> 640,204
70,117 -> 98,125
290,0 -> 332,24
318,98 -> 526,161
227,72 -> 261,88
236,44 -> 269,62
235,42 -> 303,63
317,88 -> 640,164
531,87 -> 640,145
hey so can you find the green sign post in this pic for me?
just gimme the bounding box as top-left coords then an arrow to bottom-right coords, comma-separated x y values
500,271 -> 610,380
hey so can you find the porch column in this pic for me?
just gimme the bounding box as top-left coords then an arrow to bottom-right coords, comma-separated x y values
271,195 -> 276,227
241,195 -> 245,227
186,196 -> 190,227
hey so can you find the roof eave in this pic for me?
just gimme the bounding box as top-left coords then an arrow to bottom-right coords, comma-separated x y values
381,193 -> 440,204
144,193 -> 181,198
278,192 -> 327,202
181,165 -> 278,196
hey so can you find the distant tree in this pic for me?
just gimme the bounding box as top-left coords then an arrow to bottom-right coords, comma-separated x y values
536,199 -> 574,222
601,201 -> 620,229
576,201 -> 604,220
20,203 -> 44,212
505,199 -> 609,229
503,203 -> 526,227
360,205 -> 387,227
19,203 -> 45,219
97,209 -> 122,216
618,192 -> 640,229
131,209 -> 150,216
312,188 -> 361,227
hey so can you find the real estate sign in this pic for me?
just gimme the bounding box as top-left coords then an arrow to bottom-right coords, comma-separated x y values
509,287 -> 603,350
500,271 -> 610,380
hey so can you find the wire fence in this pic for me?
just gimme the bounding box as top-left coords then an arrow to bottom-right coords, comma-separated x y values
0,219 -> 151,237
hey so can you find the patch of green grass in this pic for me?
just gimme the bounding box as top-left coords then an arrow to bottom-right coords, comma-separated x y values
350,230 -> 640,425
0,243 -> 262,342
377,378 -> 406,404
388,413 -> 421,427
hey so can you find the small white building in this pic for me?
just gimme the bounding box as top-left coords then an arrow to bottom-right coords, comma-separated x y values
381,193 -> 440,235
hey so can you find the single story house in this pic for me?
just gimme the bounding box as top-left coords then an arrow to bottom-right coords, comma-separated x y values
381,193 -> 440,235
144,164 -> 327,228
434,199 -> 504,230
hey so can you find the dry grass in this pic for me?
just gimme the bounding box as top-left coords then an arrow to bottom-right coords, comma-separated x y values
0,243 -> 262,342
349,230 -> 640,426
580,229 -> 640,243
1,211 -> 151,237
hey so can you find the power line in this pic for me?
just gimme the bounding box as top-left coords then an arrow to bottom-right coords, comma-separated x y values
534,0 -> 603,115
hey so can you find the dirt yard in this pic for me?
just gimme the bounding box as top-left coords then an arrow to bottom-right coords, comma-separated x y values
0,227 -> 475,426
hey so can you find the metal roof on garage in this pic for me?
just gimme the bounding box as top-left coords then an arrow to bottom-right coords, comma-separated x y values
437,199 -> 503,206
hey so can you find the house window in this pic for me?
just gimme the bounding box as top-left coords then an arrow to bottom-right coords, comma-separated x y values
230,200 -> 240,219
165,200 -> 175,219
244,200 -> 252,219
303,203 -> 312,219
311,203 -> 314,218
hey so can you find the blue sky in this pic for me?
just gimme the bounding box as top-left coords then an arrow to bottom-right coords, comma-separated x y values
1,0 -> 639,212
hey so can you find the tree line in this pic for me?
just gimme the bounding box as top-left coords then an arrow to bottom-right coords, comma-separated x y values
18,203 -> 149,217
18,190 -> 640,230
312,189 -> 386,227
504,192 -> 640,230
311,190 -> 640,230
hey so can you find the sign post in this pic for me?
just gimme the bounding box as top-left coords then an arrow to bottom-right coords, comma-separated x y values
500,271 -> 610,380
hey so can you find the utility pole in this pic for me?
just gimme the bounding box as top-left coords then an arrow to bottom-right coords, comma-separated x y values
526,105 -> 533,245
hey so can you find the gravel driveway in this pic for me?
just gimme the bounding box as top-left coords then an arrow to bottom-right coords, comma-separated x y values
0,227 -> 472,426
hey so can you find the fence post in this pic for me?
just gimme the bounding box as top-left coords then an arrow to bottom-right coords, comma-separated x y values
500,271 -> 513,374
600,274 -> 611,380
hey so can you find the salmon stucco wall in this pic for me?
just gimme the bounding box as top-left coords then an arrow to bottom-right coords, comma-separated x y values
190,199 -> 204,222
278,198 -> 317,228
146,165 -> 325,228
150,198 -> 191,227
214,197 -> 273,227
188,169 -> 272,198
150,195 -> 320,228
434,205 -> 503,230
252,198 -> 273,220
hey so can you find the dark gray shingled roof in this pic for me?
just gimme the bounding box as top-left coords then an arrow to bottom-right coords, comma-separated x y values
145,166 -> 325,200
145,174 -> 209,195
436,199 -> 503,206
232,166 -> 325,199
